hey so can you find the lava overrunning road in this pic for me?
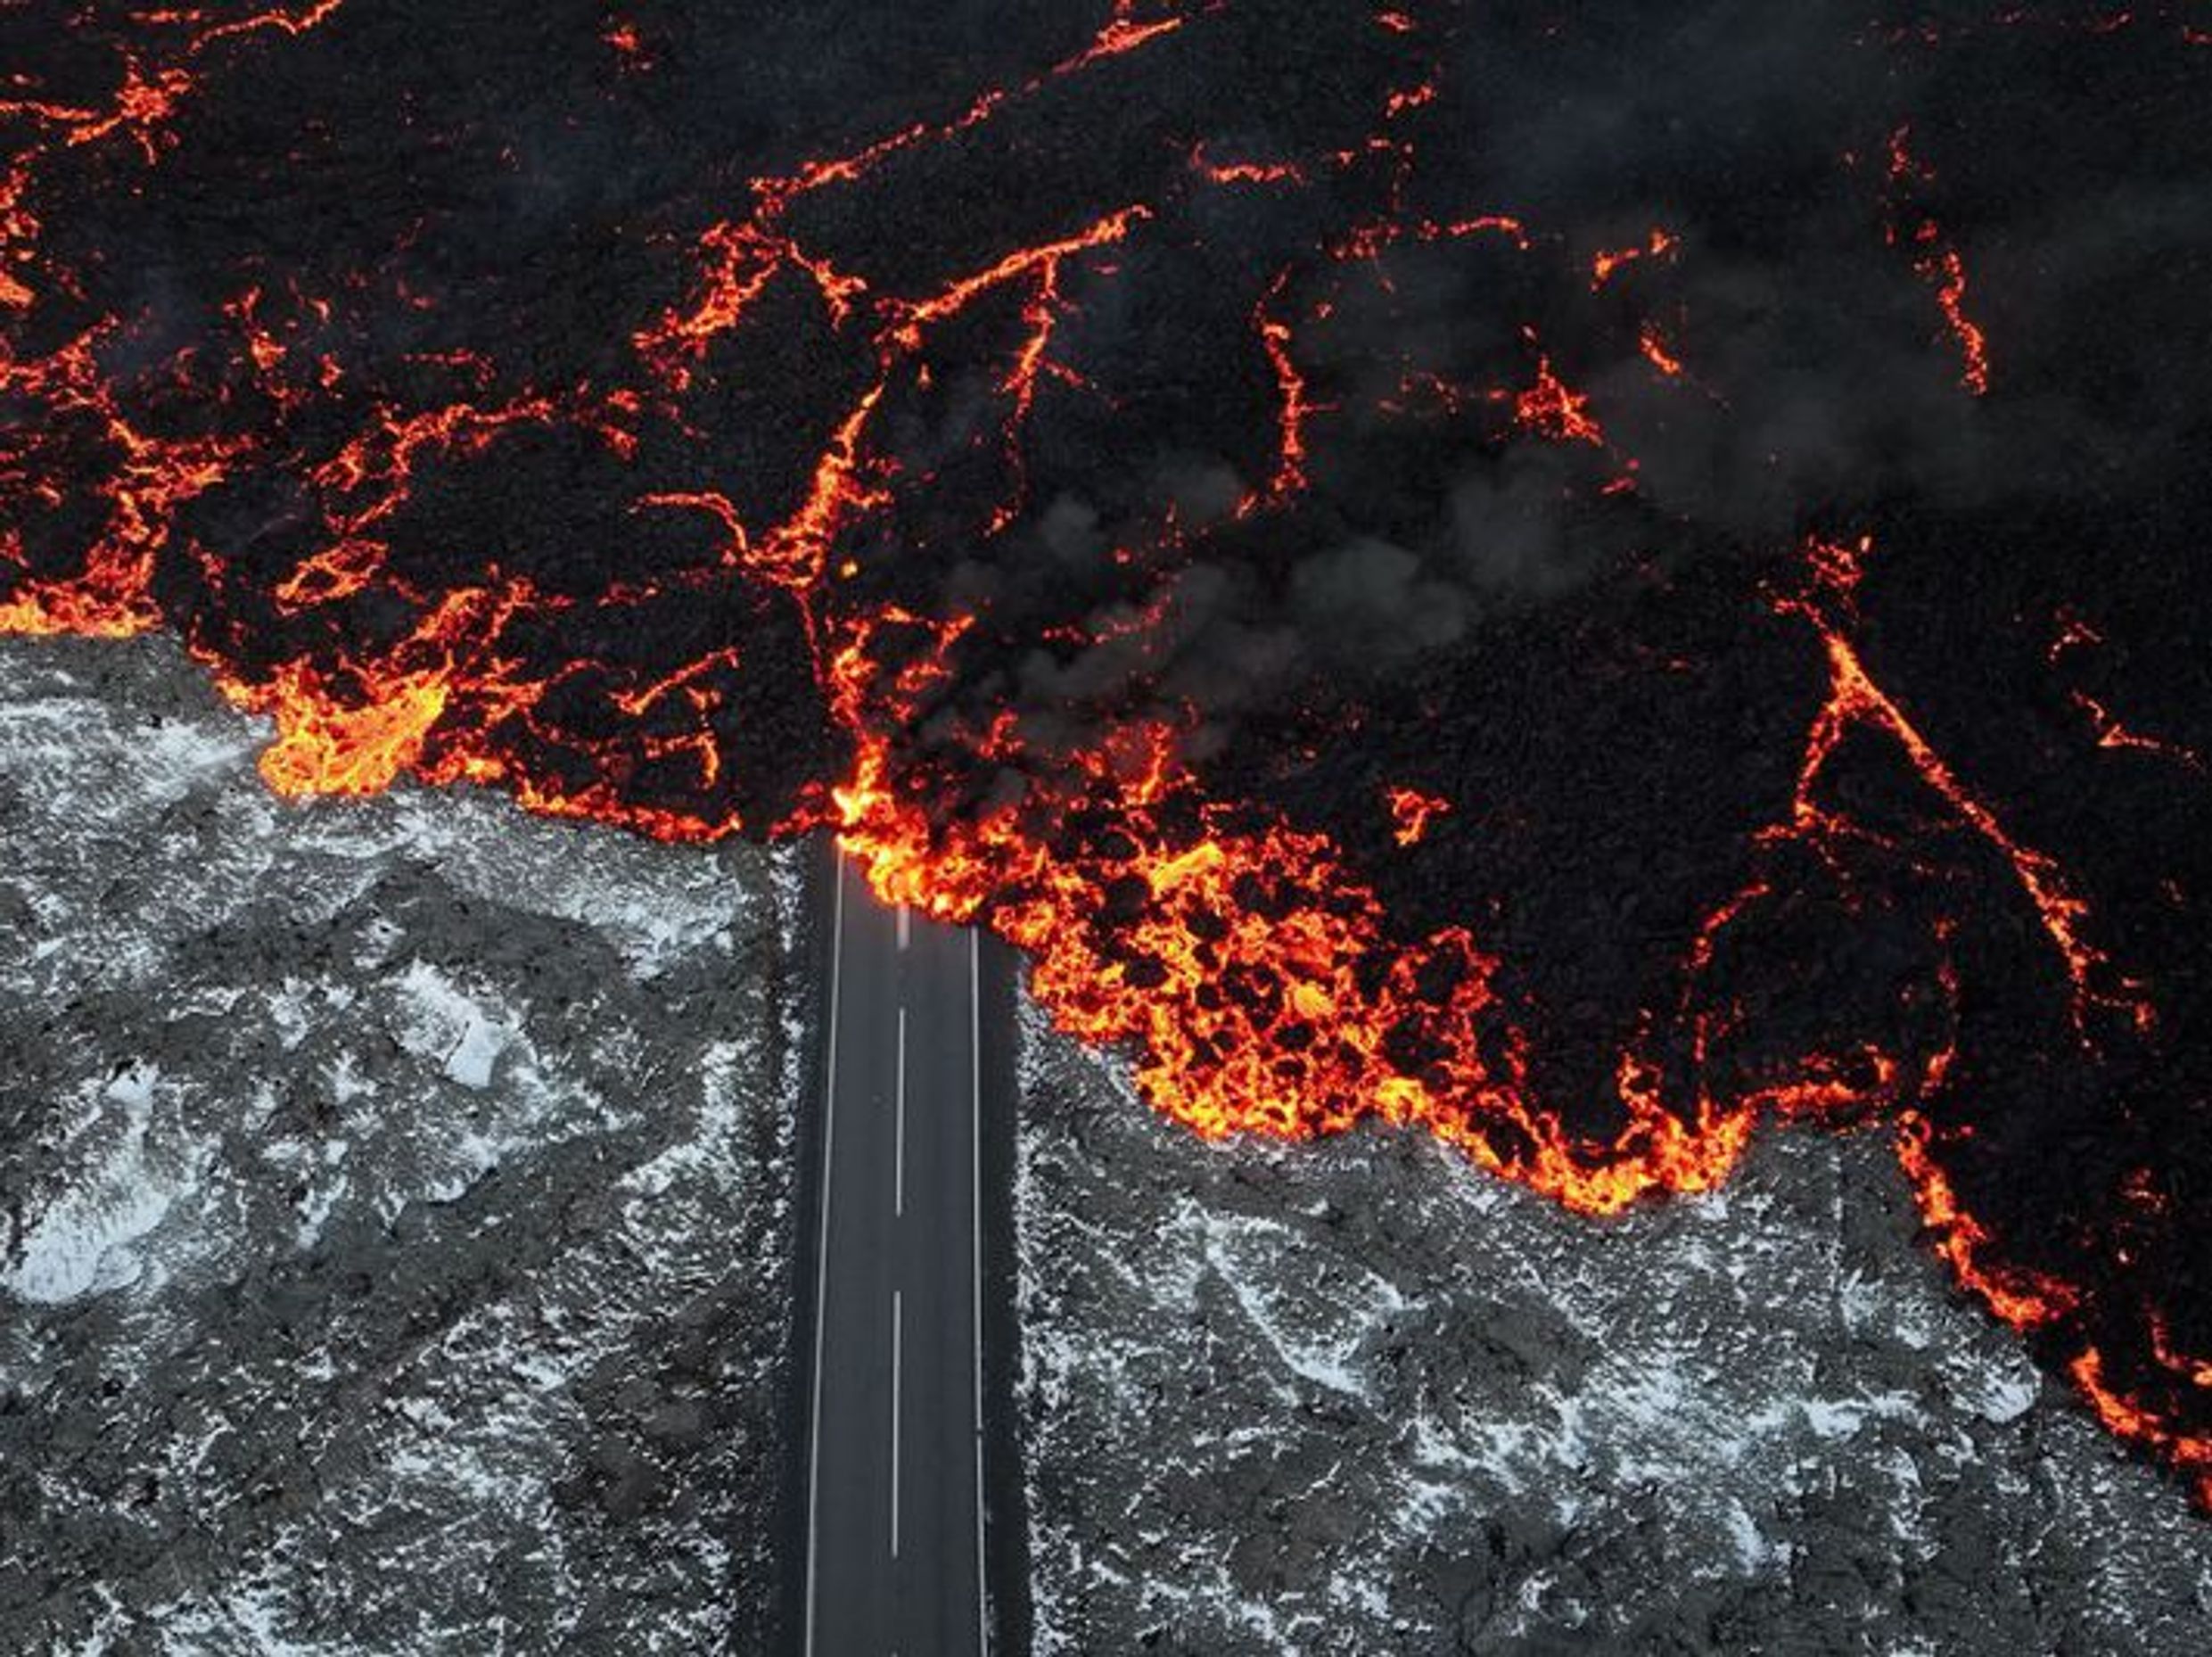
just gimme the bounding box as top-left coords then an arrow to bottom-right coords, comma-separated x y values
800,846 -> 1024,1657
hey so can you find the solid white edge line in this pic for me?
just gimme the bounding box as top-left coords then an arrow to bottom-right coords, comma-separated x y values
969,927 -> 988,1656
891,1288 -> 903,1561
894,1006 -> 907,1218
802,850 -> 846,1657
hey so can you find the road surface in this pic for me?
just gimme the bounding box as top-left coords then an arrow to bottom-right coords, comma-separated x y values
802,850 -> 1019,1656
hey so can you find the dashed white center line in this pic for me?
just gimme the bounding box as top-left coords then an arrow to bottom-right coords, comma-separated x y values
897,903 -> 910,951
890,1288 -> 903,1561
894,1006 -> 907,1219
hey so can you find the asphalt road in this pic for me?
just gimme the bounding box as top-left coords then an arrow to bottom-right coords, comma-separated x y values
802,851 -> 998,1657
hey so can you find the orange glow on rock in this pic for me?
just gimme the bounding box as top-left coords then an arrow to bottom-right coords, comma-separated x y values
1386,785 -> 1449,845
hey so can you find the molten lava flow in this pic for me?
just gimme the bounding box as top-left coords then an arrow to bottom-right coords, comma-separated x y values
1252,283 -> 1315,506
1895,1109 -> 2080,1331
826,530 -> 2141,1223
1385,785 -> 1449,845
1591,227 -> 1678,290
2049,611 -> 2208,772
223,584 -> 539,797
5,0 -> 2210,1514
1637,325 -> 1686,380
1514,350 -> 1606,446
0,326 -> 248,636
2071,1349 -> 2212,1509
1773,540 -> 2144,1033
1882,125 -> 1992,395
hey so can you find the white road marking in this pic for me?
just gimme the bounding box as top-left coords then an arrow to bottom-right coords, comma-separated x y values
891,1288 -> 903,1561
807,861 -> 991,1653
894,1005 -> 907,1219
969,928 -> 989,1656
897,903 -> 910,951
802,852 -> 847,1657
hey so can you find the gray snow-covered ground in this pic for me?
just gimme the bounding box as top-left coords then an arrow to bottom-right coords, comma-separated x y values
1016,999 -> 2212,1655
0,639 -> 802,1653
16,632 -> 2212,1657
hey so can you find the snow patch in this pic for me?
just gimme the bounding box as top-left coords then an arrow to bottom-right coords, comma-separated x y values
4,1065 -> 201,1305
393,960 -> 519,1089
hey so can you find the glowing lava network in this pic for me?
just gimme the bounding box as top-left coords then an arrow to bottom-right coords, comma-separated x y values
6,0 -> 2212,1506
